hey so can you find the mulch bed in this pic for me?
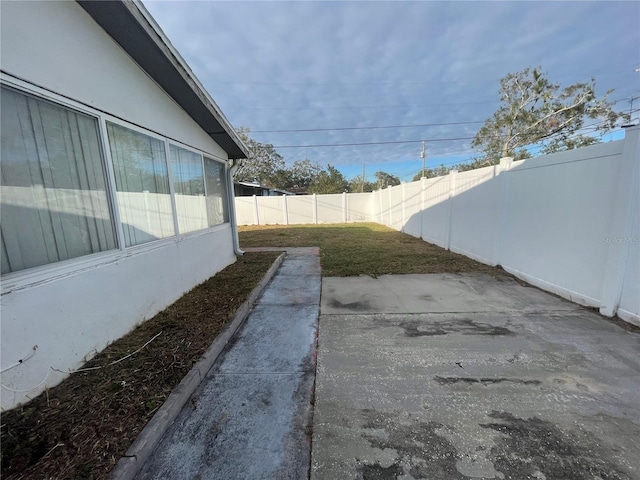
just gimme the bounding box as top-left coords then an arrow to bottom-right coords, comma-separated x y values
1,251 -> 281,480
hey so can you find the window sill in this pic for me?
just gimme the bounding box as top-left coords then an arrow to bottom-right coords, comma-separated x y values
1,223 -> 231,295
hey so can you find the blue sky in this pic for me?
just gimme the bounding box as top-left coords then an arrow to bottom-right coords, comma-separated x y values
143,1 -> 639,182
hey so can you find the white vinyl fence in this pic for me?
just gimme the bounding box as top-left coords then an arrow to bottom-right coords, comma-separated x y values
236,126 -> 639,324
235,192 -> 374,225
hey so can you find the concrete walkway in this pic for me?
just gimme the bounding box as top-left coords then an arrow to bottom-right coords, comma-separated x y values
136,248 -> 320,479
312,272 -> 640,479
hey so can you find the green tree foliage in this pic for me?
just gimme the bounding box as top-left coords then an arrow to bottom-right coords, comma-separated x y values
348,175 -> 377,192
308,165 -> 348,194
265,159 -> 324,191
375,171 -> 401,189
234,127 -> 285,185
412,165 -> 450,181
472,67 -> 628,164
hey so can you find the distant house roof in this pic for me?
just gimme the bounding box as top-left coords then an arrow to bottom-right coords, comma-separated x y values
77,0 -> 249,160
234,182 -> 294,196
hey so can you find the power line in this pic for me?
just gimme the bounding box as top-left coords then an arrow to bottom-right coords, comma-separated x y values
274,136 -> 475,148
230,100 -> 499,111
253,120 -> 484,133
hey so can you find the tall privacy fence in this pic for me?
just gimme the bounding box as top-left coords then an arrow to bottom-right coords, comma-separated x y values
236,126 -> 640,324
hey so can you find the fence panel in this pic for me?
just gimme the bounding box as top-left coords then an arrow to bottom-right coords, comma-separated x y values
316,194 -> 344,223
420,175 -> 451,248
347,192 -> 374,222
235,197 -> 257,225
256,196 -> 285,225
402,181 -> 423,238
500,141 -> 625,307
284,196 -> 313,224
448,166 -> 500,264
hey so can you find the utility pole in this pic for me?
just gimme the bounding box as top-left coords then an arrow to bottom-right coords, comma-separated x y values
420,141 -> 426,179
362,164 -> 365,193
622,94 -> 640,127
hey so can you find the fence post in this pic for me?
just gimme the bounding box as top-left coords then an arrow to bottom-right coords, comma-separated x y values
378,190 -> 383,224
401,183 -> 406,232
143,190 -> 152,233
283,194 -> 289,225
342,192 -> 347,223
313,193 -> 318,224
492,157 -> 513,266
252,194 -> 259,225
445,170 -> 458,250
420,177 -> 426,240
600,126 -> 640,318
388,186 -> 393,228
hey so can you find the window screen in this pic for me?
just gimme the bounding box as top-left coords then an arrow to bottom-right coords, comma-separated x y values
169,144 -> 207,233
107,123 -> 175,246
1,87 -> 116,274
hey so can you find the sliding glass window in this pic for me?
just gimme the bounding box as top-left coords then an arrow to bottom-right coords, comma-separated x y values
203,157 -> 229,226
169,145 -> 208,233
0,87 -> 116,274
106,123 -> 175,247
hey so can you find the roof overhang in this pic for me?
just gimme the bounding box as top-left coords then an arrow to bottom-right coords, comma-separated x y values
77,0 -> 248,159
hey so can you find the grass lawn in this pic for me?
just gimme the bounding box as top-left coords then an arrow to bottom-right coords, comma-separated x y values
239,222 -> 502,277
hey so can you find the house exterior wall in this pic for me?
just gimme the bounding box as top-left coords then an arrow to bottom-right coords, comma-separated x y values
0,0 -> 227,159
1,1 -> 237,410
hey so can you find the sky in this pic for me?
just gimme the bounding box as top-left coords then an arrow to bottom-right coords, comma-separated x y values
143,1 -> 640,182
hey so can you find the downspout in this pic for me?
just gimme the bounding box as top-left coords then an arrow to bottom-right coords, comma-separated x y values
227,158 -> 244,256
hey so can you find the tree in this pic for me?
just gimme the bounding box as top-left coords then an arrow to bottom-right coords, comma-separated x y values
308,165 -> 348,194
472,67 -> 628,163
375,171 -> 400,189
348,175 -> 377,192
234,127 -> 285,185
412,165 -> 449,181
288,159 -> 324,189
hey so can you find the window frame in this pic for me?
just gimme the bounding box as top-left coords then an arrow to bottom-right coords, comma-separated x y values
0,74 -> 232,293
203,155 -> 231,227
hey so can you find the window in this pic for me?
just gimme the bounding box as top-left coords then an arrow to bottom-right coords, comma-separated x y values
0,84 -> 233,277
169,144 -> 208,233
106,123 -> 175,246
203,157 -> 229,226
0,87 -> 116,274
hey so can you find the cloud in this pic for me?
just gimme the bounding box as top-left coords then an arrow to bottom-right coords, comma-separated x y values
143,0 -> 639,179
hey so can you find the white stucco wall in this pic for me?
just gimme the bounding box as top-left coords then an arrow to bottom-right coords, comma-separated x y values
1,228 -> 235,410
0,1 -> 238,409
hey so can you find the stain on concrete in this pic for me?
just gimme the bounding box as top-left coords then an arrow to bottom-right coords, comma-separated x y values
435,376 -> 542,386
329,299 -> 371,311
358,462 -> 403,480
480,411 -> 631,480
399,318 -> 514,337
360,410 -> 463,479
400,320 -> 448,337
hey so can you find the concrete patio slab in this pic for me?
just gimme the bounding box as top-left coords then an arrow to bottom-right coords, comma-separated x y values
313,273 -> 640,480
322,273 -> 580,315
